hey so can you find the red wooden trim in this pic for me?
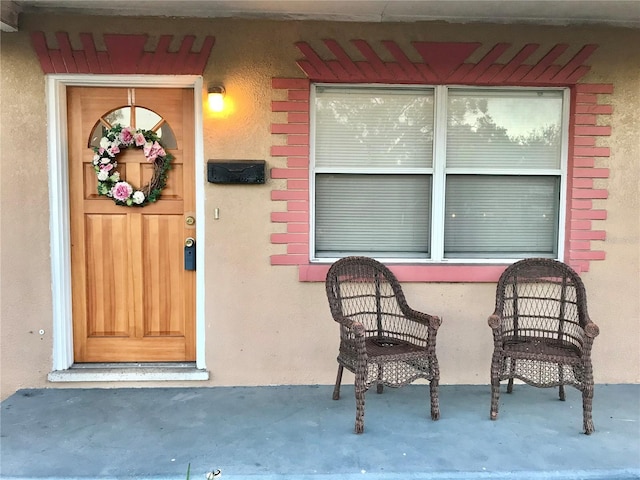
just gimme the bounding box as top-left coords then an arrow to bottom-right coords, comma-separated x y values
287,136 -> 309,146
288,112 -> 309,123
522,44 -> 568,81
56,32 -> 77,73
570,250 -> 606,260
491,44 -> 539,83
273,78 -> 310,89
575,126 -> 612,136
286,158 -> 309,168
271,124 -> 308,134
572,230 -> 606,240
572,188 -> 608,199
576,83 -> 614,94
288,244 -> 309,254
574,114 -> 597,125
462,43 -> 510,82
270,146 -> 309,157
576,93 -> 598,104
271,212 -> 308,223
271,233 -> 309,244
325,40 -> 362,79
382,40 -> 425,81
574,137 -> 596,147
30,32 -> 55,73
271,190 -> 308,200
574,157 -> 595,168
271,101 -> 309,112
288,224 -> 309,233
30,31 -> 214,75
271,254 -> 309,265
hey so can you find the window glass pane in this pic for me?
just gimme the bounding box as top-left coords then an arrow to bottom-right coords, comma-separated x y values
89,123 -> 107,148
444,175 -> 559,258
447,90 -> 563,169
135,107 -> 162,131
316,174 -> 431,258
89,107 -> 131,147
315,87 -> 434,169
106,107 -> 131,127
156,124 -> 178,149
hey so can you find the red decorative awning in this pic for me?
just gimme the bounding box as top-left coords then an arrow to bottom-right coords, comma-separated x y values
295,39 -> 597,85
30,32 -> 215,75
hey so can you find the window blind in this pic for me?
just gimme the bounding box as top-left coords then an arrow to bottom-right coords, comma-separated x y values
315,87 -> 434,169
316,174 -> 431,257
444,175 -> 560,258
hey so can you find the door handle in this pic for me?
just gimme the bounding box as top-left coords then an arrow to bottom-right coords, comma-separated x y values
184,237 -> 196,270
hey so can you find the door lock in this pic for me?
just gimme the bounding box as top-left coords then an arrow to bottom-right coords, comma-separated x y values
184,237 -> 196,270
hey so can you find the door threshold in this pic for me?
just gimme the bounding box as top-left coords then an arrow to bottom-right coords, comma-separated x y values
48,362 -> 209,383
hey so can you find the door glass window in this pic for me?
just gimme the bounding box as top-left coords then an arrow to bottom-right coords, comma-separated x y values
89,106 -> 177,148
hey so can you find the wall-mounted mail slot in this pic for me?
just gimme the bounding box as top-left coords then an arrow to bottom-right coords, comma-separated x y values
207,160 -> 266,184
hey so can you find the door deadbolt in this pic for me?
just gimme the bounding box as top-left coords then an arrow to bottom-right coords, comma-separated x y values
185,216 -> 195,226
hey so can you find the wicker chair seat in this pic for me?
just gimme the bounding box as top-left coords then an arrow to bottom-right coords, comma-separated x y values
502,337 -> 582,363
365,336 -> 426,357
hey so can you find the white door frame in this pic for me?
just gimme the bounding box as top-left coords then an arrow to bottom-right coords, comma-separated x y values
47,74 -> 206,371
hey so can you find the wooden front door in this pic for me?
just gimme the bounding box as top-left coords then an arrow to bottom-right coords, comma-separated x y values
68,87 -> 195,362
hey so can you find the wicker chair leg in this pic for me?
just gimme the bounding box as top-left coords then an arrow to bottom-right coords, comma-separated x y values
333,365 -> 343,401
354,382 -> 365,434
558,365 -> 566,401
506,359 -> 516,393
376,365 -> 384,394
583,386 -> 595,435
490,380 -> 500,420
430,378 -> 440,420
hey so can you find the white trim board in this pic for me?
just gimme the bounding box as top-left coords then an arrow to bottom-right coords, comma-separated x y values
46,74 -> 207,375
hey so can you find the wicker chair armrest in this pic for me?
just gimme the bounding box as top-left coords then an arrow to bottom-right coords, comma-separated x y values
404,308 -> 441,331
333,315 -> 366,336
583,319 -> 600,338
488,313 -> 502,330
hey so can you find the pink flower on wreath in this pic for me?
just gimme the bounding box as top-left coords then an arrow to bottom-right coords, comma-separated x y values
111,181 -> 133,202
100,163 -> 114,172
143,141 -> 166,162
108,145 -> 120,156
134,132 -> 146,146
119,127 -> 135,145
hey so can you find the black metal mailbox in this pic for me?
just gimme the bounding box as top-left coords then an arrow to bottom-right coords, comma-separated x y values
207,160 -> 266,184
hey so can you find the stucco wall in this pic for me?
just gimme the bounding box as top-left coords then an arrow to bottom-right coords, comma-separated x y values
1,15 -> 638,400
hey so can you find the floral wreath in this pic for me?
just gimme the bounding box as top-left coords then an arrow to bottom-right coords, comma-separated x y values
92,123 -> 173,207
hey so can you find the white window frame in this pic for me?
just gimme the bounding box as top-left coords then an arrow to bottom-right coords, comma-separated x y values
309,83 -> 569,264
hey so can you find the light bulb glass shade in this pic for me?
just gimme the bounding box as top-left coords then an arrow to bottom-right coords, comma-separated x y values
207,86 -> 225,112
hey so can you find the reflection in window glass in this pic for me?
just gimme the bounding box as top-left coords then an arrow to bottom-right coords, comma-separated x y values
156,124 -> 177,148
135,107 -> 162,131
447,90 -> 563,169
106,107 -> 131,128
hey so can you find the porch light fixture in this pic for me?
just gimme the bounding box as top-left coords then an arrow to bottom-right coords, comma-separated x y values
208,85 -> 225,112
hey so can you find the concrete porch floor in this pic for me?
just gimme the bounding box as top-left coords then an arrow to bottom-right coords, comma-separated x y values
1,384 -> 639,480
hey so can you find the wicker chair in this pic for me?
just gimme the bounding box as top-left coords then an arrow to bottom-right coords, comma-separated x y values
325,256 -> 441,434
488,258 -> 600,434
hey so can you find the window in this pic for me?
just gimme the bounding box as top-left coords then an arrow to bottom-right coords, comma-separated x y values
311,85 -> 568,263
